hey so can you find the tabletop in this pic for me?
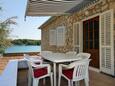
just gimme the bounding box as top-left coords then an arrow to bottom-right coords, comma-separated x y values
43,53 -> 82,63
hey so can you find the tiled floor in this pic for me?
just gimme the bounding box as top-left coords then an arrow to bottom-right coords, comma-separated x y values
0,56 -> 23,74
17,68 -> 115,86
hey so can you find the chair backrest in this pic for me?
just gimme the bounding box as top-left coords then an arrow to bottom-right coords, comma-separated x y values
40,51 -> 52,57
24,54 -> 42,78
24,54 -> 42,63
76,53 -> 91,59
72,59 -> 91,81
26,59 -> 50,78
25,58 -> 34,78
23,54 -> 30,60
66,51 -> 76,55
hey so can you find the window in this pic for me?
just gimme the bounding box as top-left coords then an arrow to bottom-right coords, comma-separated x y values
56,26 -> 65,46
49,26 -> 65,46
49,29 -> 56,45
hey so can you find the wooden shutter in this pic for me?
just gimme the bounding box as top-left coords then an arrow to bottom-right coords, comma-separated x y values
49,29 -> 56,45
56,26 -> 65,46
73,22 -> 83,53
100,9 -> 114,76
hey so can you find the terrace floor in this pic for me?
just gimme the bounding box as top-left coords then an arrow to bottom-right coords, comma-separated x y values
0,55 -> 115,86
17,61 -> 115,86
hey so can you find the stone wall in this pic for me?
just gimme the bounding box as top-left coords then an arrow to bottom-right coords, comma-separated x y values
41,0 -> 115,53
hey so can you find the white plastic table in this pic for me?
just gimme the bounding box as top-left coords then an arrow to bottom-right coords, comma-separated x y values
43,53 -> 82,86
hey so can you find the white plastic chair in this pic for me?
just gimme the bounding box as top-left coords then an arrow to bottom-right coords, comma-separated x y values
24,54 -> 43,64
76,53 -> 91,59
24,54 -> 44,86
26,59 -> 53,86
58,59 -> 91,86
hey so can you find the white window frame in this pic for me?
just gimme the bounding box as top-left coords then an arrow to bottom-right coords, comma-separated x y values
49,29 -> 56,45
49,26 -> 66,46
56,26 -> 65,46
73,22 -> 83,53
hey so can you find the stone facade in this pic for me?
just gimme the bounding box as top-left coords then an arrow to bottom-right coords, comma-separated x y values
41,0 -> 115,53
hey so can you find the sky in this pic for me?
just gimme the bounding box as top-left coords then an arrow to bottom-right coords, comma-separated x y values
0,0 -> 50,40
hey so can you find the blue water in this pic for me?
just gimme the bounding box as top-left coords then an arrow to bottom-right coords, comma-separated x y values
5,45 -> 41,53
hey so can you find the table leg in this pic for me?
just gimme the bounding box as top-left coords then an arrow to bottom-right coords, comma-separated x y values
53,63 -> 56,86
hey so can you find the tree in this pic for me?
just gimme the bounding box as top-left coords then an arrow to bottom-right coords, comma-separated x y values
0,7 -> 17,53
11,39 -> 41,45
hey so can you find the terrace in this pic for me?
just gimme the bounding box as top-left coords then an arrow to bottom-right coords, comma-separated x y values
0,55 -> 115,86
0,0 -> 115,86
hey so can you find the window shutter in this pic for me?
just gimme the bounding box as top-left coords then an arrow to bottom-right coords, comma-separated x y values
100,9 -> 114,76
49,29 -> 56,45
56,26 -> 65,46
73,22 -> 82,53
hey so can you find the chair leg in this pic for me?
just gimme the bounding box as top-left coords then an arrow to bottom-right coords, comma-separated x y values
28,72 -> 32,86
50,73 -> 53,86
33,79 -> 39,86
43,78 -> 46,85
58,75 -> 61,86
84,78 -> 89,86
68,80 -> 73,86
86,71 -> 89,82
68,80 -> 71,86
75,81 -> 79,86
71,81 -> 73,86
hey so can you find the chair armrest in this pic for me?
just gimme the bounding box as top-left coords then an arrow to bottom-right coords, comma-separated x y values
31,63 -> 49,68
59,64 -> 75,69
59,64 -> 73,75
59,64 -> 68,68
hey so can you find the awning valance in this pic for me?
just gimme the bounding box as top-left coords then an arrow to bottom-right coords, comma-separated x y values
25,0 -> 84,16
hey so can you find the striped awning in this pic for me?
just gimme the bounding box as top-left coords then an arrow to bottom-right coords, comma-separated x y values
25,0 -> 84,16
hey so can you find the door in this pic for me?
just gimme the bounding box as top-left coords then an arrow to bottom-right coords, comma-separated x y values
100,9 -> 114,76
83,16 -> 99,68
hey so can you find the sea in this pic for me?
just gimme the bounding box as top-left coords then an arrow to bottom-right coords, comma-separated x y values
5,45 -> 41,53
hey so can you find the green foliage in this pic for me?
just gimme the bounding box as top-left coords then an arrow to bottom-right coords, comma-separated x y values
11,39 -> 41,45
0,6 -> 17,53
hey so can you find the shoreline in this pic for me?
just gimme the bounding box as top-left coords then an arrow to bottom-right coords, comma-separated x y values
3,52 -> 40,56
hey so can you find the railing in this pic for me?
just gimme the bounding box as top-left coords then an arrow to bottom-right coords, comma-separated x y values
0,60 -> 18,86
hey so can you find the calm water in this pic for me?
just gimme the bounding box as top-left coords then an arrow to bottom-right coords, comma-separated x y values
5,45 -> 41,53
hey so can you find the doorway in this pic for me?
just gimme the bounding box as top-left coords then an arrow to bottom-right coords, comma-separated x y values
83,16 -> 99,68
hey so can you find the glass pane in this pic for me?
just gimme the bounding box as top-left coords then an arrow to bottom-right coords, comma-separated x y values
85,32 -> 88,40
89,40 -> 93,49
86,41 -> 88,49
89,21 -> 93,32
94,31 -> 99,39
95,40 -> 99,49
94,20 -> 99,30
85,22 -> 89,30
90,32 -> 93,40
83,22 -> 86,29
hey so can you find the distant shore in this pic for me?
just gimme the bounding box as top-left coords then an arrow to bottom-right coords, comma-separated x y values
4,52 -> 40,56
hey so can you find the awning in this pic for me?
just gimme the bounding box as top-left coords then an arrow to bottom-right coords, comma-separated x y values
25,0 -> 84,16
